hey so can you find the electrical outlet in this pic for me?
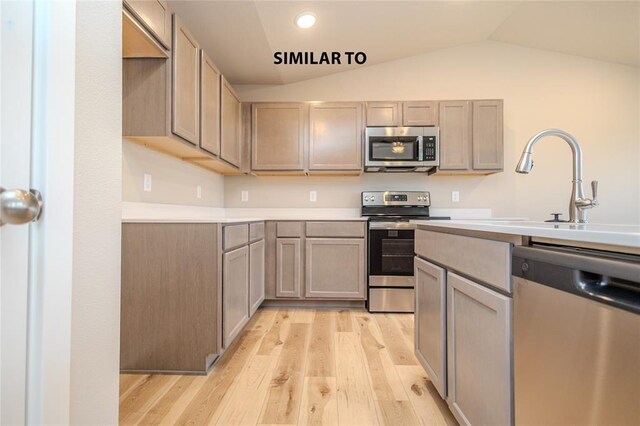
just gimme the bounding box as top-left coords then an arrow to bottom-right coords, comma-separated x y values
143,173 -> 152,192
241,191 -> 249,202
196,185 -> 202,199
310,190 -> 317,202
452,191 -> 460,202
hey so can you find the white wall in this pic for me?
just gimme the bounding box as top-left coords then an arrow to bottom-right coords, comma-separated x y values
229,41 -> 640,224
123,140 -> 225,207
70,2 -> 121,424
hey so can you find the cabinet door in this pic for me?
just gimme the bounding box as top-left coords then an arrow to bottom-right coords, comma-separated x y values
309,102 -> 363,171
438,101 -> 472,171
124,0 -> 171,49
249,240 -> 265,316
200,51 -> 221,156
252,103 -> 306,171
220,77 -> 241,168
472,100 -> 503,171
447,271 -> 512,426
223,245 -> 250,348
414,257 -> 447,399
276,238 -> 302,297
403,101 -> 438,126
366,102 -> 401,127
305,238 -> 365,299
172,15 -> 200,145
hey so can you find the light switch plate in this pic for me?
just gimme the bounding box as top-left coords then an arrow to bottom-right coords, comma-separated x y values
241,191 -> 249,202
452,191 -> 460,202
196,185 -> 202,199
310,190 -> 317,202
143,173 -> 152,192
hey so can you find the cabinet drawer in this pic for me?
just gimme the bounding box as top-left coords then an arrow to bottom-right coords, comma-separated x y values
276,222 -> 303,238
415,229 -> 511,293
223,224 -> 249,251
249,222 -> 265,241
305,221 -> 365,238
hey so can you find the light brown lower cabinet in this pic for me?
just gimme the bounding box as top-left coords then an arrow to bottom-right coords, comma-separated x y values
305,238 -> 365,299
120,223 -> 218,374
276,238 -> 302,298
447,271 -> 512,426
249,239 -> 265,316
223,245 -> 250,349
414,256 -> 447,399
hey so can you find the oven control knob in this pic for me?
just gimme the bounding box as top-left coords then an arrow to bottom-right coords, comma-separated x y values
364,196 -> 370,202
417,196 -> 423,201
370,196 -> 375,201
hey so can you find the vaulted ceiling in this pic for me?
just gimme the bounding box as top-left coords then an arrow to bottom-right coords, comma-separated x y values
167,1 -> 640,85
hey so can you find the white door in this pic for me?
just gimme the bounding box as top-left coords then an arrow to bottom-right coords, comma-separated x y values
1,2 -> 37,424
1,1 -> 76,424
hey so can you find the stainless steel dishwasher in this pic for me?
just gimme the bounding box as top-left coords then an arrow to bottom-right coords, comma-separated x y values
512,245 -> 640,425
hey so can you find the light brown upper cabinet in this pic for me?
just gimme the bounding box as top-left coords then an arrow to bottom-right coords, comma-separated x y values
200,51 -> 221,156
123,0 -> 171,50
122,7 -> 168,58
403,101 -> 439,126
366,102 -> 401,127
367,101 -> 439,127
123,10 -> 243,175
438,100 -> 503,174
438,101 -> 472,171
172,16 -> 200,145
308,102 -> 363,173
472,100 -> 504,171
251,103 -> 307,173
220,78 -> 242,168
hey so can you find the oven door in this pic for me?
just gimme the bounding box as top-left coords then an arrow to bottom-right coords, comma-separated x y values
368,228 -> 415,287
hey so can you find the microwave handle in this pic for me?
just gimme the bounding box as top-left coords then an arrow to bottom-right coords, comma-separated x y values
417,136 -> 424,161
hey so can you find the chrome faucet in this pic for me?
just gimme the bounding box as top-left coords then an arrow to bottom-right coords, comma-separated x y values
516,129 -> 599,223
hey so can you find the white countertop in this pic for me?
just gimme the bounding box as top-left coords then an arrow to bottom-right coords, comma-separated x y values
121,203 -> 369,223
411,220 -> 640,249
122,217 -> 265,224
122,217 -> 371,223
122,202 -> 498,223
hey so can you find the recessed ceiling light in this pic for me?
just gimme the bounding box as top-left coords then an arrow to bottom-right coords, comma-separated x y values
295,12 -> 316,29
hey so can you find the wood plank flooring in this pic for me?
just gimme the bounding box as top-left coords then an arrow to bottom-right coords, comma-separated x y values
119,308 -> 457,426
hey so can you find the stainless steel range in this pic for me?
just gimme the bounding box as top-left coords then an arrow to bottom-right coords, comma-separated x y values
362,191 -> 449,313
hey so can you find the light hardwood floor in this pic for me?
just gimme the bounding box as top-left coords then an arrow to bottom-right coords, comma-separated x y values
119,308 -> 457,425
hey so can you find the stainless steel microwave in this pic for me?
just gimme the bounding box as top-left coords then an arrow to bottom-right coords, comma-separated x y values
364,126 -> 439,172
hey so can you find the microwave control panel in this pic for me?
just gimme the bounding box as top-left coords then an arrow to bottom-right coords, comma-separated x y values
423,136 -> 437,161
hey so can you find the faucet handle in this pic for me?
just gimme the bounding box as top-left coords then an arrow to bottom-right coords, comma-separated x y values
591,180 -> 599,205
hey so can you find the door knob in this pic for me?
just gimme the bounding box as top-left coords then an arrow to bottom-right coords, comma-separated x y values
0,188 -> 43,226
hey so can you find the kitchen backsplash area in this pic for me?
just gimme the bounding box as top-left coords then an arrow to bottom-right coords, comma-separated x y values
123,139 -> 225,207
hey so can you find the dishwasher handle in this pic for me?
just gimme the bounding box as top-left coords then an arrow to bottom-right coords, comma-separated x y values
575,270 -> 640,313
513,245 -> 640,315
